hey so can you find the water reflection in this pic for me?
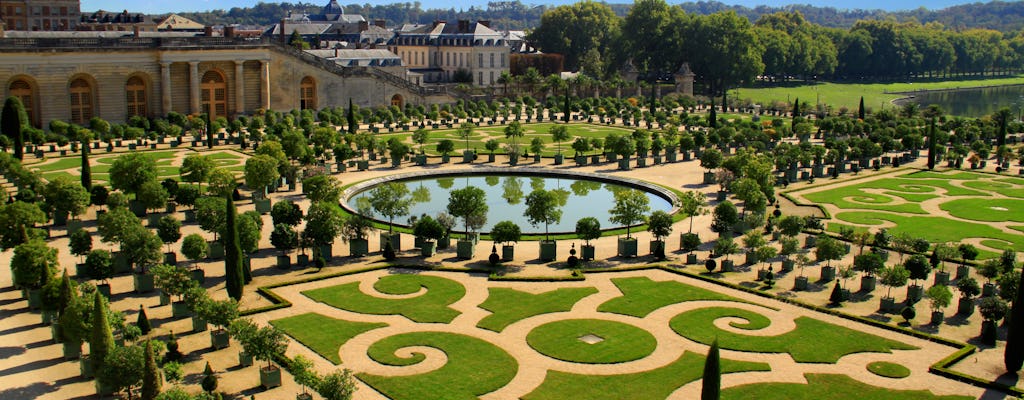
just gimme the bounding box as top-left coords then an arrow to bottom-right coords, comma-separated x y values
904,85 -> 1024,117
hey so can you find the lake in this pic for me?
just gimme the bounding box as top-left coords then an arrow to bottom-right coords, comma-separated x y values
899,85 -> 1024,117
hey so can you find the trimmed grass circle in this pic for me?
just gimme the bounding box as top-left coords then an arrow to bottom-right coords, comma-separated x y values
867,361 -> 911,378
527,319 -> 657,364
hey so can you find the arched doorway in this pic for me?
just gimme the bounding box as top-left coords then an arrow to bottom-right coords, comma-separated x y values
390,94 -> 403,108
125,76 -> 148,118
69,78 -> 94,125
200,70 -> 227,119
8,79 -> 36,127
300,77 -> 317,110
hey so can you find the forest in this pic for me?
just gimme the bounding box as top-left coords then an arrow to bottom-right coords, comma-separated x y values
528,0 -> 1024,96
170,0 -> 1024,32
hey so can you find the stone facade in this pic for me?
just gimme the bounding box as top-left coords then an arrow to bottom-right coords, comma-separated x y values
390,20 -> 509,86
0,35 -> 450,129
0,0 -> 80,31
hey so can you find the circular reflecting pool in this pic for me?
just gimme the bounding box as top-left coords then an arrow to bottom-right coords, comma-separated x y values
343,170 -> 675,234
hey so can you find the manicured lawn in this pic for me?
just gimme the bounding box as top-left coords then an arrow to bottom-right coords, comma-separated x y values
476,287 -> 598,332
302,274 -> 466,323
940,198 -> 1024,223
732,75 -> 1024,111
833,212 -> 1024,254
358,331 -> 518,400
269,312 -> 387,364
526,319 -> 656,364
962,180 -> 1024,198
867,361 -> 911,378
522,351 -> 769,400
721,374 -> 972,400
597,276 -> 759,318
669,307 -> 916,363
31,157 -> 82,172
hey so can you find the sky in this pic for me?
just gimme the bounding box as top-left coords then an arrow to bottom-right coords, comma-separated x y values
81,0 -> 988,15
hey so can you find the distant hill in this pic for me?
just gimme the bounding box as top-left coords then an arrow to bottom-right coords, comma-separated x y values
169,0 -> 1024,32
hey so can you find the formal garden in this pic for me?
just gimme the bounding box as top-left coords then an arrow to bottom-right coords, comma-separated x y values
0,90 -> 1023,400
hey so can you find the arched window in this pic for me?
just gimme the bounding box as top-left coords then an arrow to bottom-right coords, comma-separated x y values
300,77 -> 317,110
125,76 -> 147,118
8,79 -> 36,127
391,94 -> 403,108
200,71 -> 227,119
69,78 -> 94,125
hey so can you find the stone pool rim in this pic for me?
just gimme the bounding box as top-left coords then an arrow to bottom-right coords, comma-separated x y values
340,167 -> 680,235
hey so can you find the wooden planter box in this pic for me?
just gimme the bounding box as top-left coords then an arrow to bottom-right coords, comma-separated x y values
192,316 -> 208,333
581,245 -> 596,261
349,239 -> 369,257
794,276 -> 809,291
210,328 -> 230,349
539,241 -> 557,261
617,238 -> 638,257
501,245 -> 514,261
456,239 -> 475,259
260,365 -> 282,388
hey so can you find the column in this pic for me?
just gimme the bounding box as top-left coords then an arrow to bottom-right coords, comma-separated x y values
160,62 -> 172,115
234,60 -> 246,115
260,60 -> 271,111
188,62 -> 200,115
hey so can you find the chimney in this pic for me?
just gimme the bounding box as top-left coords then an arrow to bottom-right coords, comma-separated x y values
478,20 -> 490,28
133,24 -> 140,37
458,19 -> 469,33
224,24 -> 235,38
334,48 -> 339,58
204,25 -> 213,37
280,18 -> 286,42
373,19 -> 385,29
358,20 -> 367,31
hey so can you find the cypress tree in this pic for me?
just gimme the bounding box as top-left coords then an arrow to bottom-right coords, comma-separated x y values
223,194 -> 244,301
89,291 -> 114,376
701,339 -> 721,400
829,281 -> 844,305
858,96 -> 866,120
708,98 -> 717,129
205,114 -> 214,149
927,118 -> 937,170
563,87 -> 570,123
81,142 -> 92,191
791,97 -> 800,130
2,97 -> 24,161
141,339 -> 161,400
1005,265 -> 1024,372
58,270 -> 74,317
347,98 -> 357,135
137,305 -> 151,335
201,362 -> 218,392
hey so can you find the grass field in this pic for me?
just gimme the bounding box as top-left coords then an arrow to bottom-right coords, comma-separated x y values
722,374 -> 972,400
476,287 -> 598,332
732,75 -> 1024,112
302,274 -> 466,323
270,313 -> 387,364
526,319 -> 657,364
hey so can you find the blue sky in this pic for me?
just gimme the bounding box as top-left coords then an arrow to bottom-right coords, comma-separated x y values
82,0 -> 985,15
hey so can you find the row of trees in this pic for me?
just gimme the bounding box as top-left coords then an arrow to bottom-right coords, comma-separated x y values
530,0 -> 1024,92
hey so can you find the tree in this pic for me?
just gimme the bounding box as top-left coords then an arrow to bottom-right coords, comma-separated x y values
701,340 -> 720,400
98,343 -> 144,398
157,216 -> 182,252
778,215 -> 805,238
710,201 -> 738,235
206,168 -> 237,198
83,249 -> 113,284
528,1 -> 618,71
853,253 -> 885,277
436,139 -> 455,157
303,174 -> 342,203
271,200 -> 303,226
110,153 -> 157,196
905,254 -> 932,285
0,201 -> 46,250
271,224 -> 298,255
815,235 -> 846,268
42,176 -> 90,220
136,180 -> 170,214
318,369 -> 358,400
141,340 -> 161,400
575,217 -> 601,246
0,97 -> 24,161
369,182 -> 411,234
237,211 -> 263,254
550,125 -> 570,155
97,206 -> 141,247
201,362 -> 218,393
714,234 -> 739,261
195,196 -> 227,241
347,98 -> 357,135
490,220 -> 521,247
244,154 -> 280,199
292,354 -> 319,397
1006,265 -> 1024,372
304,202 -> 344,255
858,96 -> 866,120
524,189 -> 563,241
89,291 -> 115,376
223,195 -> 244,301
505,121 -> 525,158
447,186 -> 488,236
69,229 -> 93,262
608,189 -> 650,239
995,107 -> 1013,147
880,265 -> 911,298
11,239 -> 57,290
926,284 -> 953,314
679,190 -> 707,233
457,122 -> 475,153
81,143 -> 92,191
181,234 -> 208,267
121,224 -> 163,273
